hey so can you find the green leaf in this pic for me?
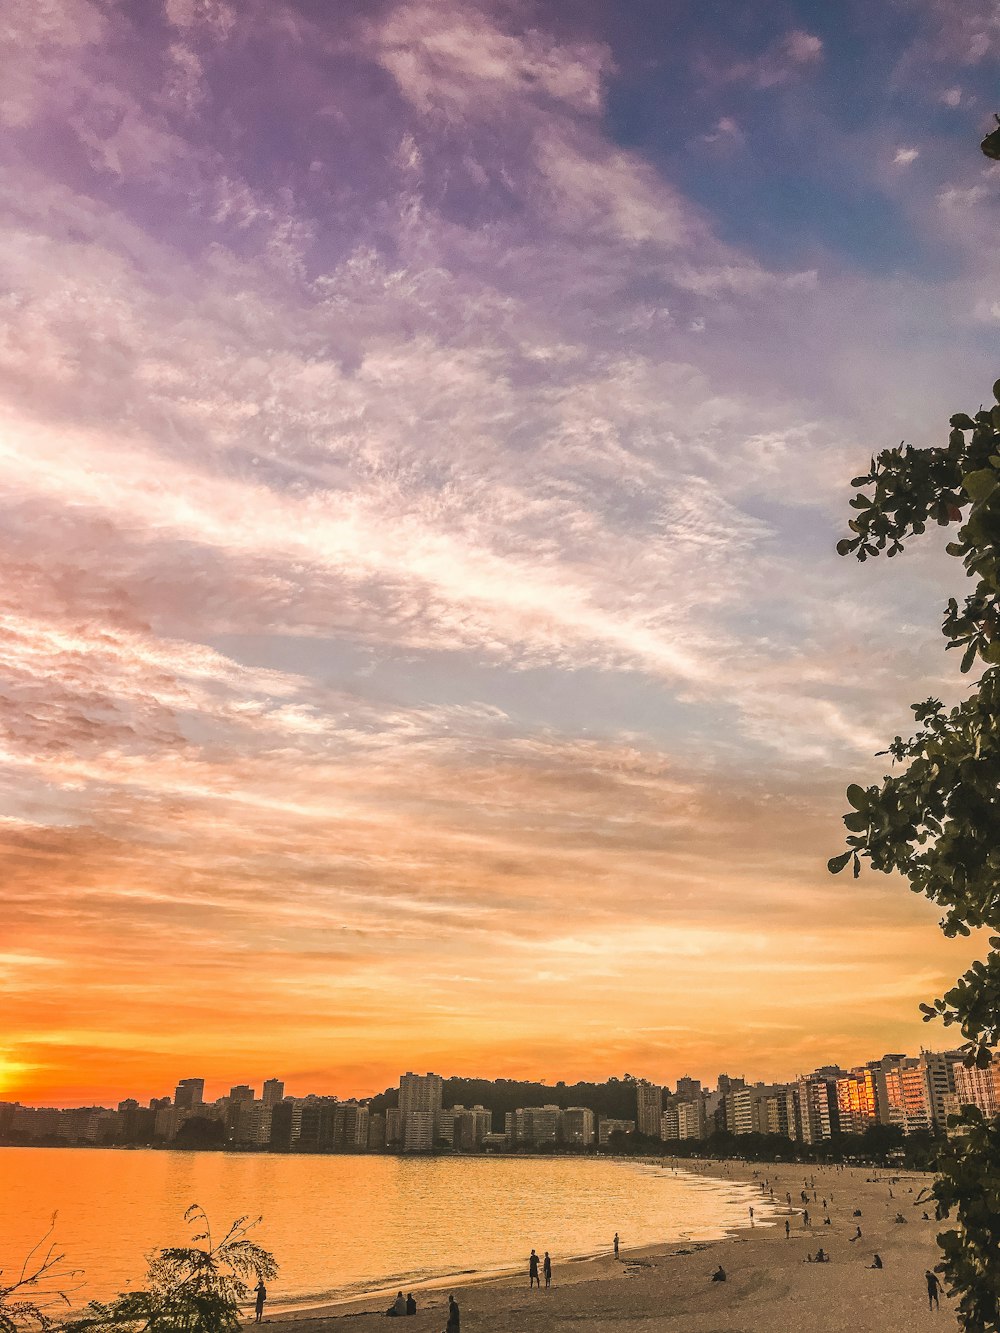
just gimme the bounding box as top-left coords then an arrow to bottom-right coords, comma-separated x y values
846,783 -> 868,810
827,851 -> 852,874
963,469 -> 999,504
843,811 -> 868,832
950,413 -> 976,431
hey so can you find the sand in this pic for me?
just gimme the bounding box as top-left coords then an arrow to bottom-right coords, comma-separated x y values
262,1159 -> 957,1331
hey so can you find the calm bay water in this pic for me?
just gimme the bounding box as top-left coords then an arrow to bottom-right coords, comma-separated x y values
0,1149 -> 762,1309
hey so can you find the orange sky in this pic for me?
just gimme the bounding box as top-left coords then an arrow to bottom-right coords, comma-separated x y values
2,0 -> 996,1110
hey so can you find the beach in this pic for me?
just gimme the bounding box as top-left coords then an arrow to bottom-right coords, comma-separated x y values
265,1159 -> 956,1331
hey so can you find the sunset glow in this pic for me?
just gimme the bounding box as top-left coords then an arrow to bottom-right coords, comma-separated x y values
2,0 -> 998,1107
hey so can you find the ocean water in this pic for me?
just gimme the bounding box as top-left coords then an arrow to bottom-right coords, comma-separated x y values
0,1149 -> 765,1309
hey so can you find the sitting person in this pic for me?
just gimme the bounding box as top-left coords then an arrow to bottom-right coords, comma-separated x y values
710,1265 -> 726,1282
870,1255 -> 883,1269
815,1248 -> 829,1263
852,1209 -> 862,1217
894,1212 -> 907,1224
386,1292 -> 406,1317
405,1294 -> 416,1316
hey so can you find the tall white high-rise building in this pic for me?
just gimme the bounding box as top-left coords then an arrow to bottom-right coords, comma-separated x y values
635,1081 -> 663,1137
399,1072 -> 444,1115
398,1073 -> 443,1151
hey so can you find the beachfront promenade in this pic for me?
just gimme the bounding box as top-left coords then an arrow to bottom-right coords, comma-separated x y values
267,1160 -> 957,1332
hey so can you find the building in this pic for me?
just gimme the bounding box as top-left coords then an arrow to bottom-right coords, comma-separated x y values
675,1077 -> 702,1099
262,1079 -> 285,1107
229,1084 -> 255,1104
506,1106 -> 561,1147
368,1112 -> 387,1150
836,1066 -> 881,1134
386,1107 -> 402,1147
676,1099 -> 706,1140
725,1084 -> 796,1139
717,1075 -> 745,1095
954,1057 -> 1000,1118
920,1050 -> 964,1130
402,1111 -> 435,1151
174,1078 -> 205,1110
269,1100 -> 299,1150
560,1107 -> 595,1147
455,1105 -> 492,1150
231,1100 -> 272,1147
399,1073 -> 444,1115
340,1101 -> 370,1149
660,1106 -> 680,1141
635,1082 -> 663,1137
797,1070 -> 843,1143
399,1073 -> 443,1152
883,1058 -> 934,1135
598,1117 -> 635,1145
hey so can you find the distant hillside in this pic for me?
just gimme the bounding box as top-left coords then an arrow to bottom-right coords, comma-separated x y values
368,1076 -> 643,1126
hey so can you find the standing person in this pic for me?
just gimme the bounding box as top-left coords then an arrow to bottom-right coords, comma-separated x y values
543,1252 -> 552,1289
446,1294 -> 460,1331
613,1232 -> 620,1260
254,1281 -> 267,1324
784,1219 -> 790,1239
529,1249 -> 541,1288
926,1270 -> 941,1311
749,1205 -> 754,1226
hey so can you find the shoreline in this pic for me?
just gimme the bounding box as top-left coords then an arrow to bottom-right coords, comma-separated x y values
263,1159 -> 956,1331
264,1161 -> 779,1321
264,1160 -> 774,1318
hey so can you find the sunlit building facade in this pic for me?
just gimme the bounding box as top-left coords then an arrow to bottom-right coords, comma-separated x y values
836,1066 -> 881,1134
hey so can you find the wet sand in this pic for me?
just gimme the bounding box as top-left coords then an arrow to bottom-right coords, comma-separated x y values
262,1159 -> 956,1331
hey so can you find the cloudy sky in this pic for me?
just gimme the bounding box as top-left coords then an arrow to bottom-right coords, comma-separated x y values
2,0 -> 998,1106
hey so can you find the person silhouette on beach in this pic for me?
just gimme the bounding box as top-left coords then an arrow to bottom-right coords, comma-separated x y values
529,1249 -> 541,1288
254,1281 -> 267,1323
784,1219 -> 790,1239
405,1294 -> 416,1315
613,1232 -> 619,1259
446,1294 -> 460,1330
543,1252 -> 551,1288
926,1271 -> 940,1311
710,1265 -> 726,1282
871,1255 -> 883,1269
386,1292 -> 406,1317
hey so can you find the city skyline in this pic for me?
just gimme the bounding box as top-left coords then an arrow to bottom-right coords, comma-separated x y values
6,1047 -> 992,1153
3,0 -> 999,1106
0,1045 -> 966,1113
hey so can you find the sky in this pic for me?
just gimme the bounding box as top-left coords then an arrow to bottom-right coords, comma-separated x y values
2,0 -> 999,1108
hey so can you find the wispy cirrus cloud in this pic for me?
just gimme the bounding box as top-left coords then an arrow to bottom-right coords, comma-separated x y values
0,0 -> 996,1104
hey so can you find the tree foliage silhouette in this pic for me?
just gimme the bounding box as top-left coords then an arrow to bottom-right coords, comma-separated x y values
67,1206 -> 277,1333
830,121 -> 1000,1331
0,1220 -> 79,1333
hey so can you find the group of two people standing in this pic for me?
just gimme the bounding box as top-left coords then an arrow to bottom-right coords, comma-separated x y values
527,1249 -> 552,1288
